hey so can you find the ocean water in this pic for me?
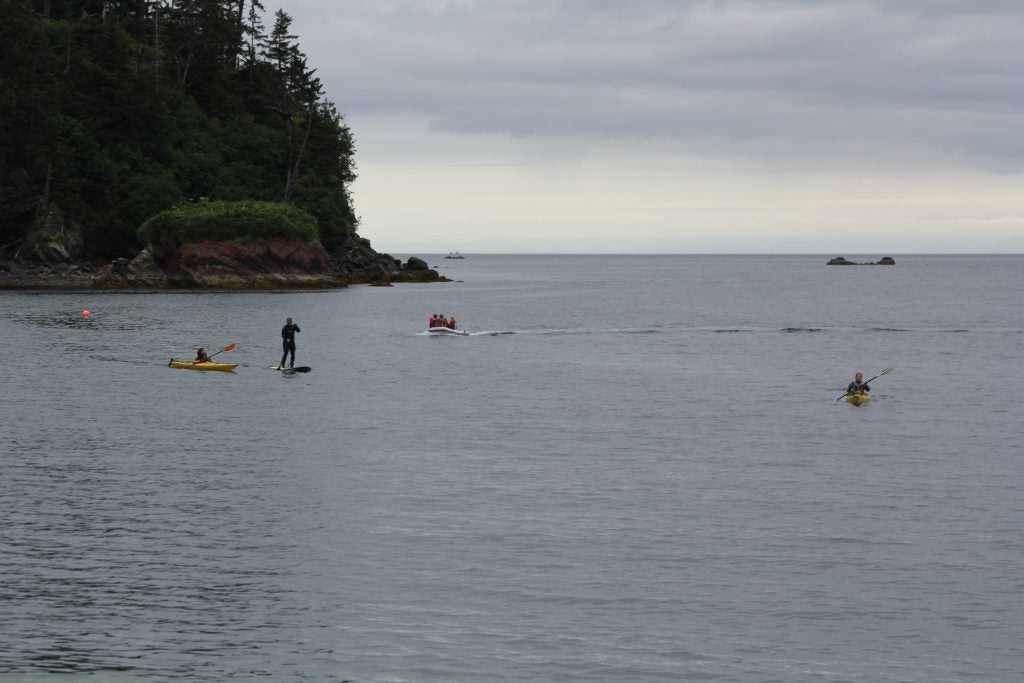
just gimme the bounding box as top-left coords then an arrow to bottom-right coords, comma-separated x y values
1,254 -> 1022,682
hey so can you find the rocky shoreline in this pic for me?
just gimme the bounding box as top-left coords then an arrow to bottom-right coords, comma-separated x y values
0,232 -> 447,289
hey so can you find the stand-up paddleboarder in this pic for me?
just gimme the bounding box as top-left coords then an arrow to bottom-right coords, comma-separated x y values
280,317 -> 300,368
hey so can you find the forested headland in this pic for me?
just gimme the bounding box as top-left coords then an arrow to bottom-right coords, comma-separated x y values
0,0 -> 436,286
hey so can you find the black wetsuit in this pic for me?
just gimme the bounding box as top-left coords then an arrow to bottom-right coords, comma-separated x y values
847,380 -> 870,393
281,322 -> 300,367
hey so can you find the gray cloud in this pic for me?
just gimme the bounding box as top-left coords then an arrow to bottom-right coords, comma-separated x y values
290,0 -> 1024,172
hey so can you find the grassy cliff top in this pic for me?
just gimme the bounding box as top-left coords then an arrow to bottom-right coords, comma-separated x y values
138,200 -> 320,246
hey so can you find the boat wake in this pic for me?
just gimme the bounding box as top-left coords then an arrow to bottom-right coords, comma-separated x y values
470,327 -> 664,337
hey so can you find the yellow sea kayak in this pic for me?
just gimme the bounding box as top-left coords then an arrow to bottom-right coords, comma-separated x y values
845,392 -> 870,405
169,359 -> 238,372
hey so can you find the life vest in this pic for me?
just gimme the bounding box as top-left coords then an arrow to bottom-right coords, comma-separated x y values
449,318 -> 456,329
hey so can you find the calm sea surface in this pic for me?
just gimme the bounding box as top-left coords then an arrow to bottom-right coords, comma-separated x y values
1,254 -> 1022,681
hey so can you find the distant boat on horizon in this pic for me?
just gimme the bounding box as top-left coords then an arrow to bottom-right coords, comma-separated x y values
445,252 -> 465,259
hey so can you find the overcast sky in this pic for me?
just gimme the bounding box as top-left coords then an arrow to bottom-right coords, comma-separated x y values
281,0 -> 1024,253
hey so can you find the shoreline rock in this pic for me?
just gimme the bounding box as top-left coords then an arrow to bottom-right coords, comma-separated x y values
0,259 -> 98,288
1,235 -> 447,289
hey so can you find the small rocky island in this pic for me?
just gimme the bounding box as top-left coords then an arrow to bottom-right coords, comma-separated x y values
827,256 -> 896,265
1,2 -> 449,291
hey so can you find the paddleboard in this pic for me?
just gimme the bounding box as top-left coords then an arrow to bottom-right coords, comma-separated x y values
270,366 -> 311,373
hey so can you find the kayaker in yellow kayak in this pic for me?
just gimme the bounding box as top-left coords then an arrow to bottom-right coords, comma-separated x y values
193,347 -> 210,363
847,372 -> 870,395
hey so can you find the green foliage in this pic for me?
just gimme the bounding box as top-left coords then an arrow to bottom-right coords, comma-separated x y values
119,169 -> 186,232
1,1 -> 358,260
139,200 -> 319,246
294,175 -> 357,253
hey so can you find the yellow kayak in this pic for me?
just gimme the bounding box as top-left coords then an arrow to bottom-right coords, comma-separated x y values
845,392 -> 870,405
169,359 -> 238,372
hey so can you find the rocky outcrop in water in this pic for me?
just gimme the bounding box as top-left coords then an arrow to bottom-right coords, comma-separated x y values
327,233 -> 439,284
827,256 -> 896,265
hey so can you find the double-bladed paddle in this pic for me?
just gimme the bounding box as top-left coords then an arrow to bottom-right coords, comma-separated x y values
836,366 -> 893,400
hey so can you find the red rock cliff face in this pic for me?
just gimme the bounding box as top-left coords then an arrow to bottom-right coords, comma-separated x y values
155,238 -> 342,287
